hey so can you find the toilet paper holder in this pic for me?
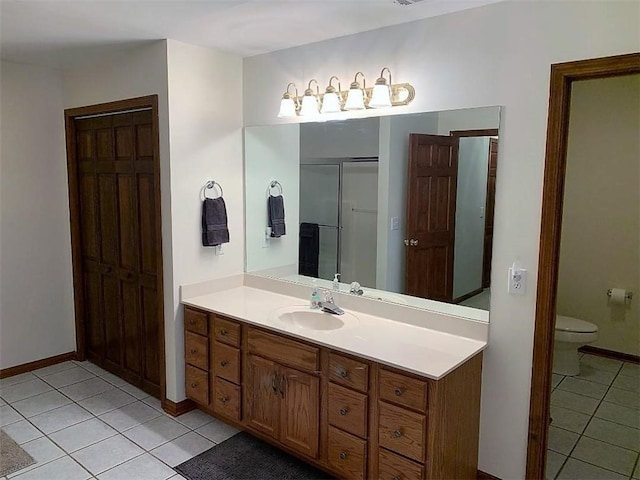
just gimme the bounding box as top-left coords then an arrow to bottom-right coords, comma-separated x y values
607,289 -> 633,300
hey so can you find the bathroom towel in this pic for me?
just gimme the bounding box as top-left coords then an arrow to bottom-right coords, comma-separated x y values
298,222 -> 319,277
202,197 -> 230,247
268,195 -> 286,238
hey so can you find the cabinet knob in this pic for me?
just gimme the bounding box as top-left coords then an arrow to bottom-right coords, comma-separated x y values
394,387 -> 403,396
339,452 -> 347,460
190,349 -> 197,354
339,407 -> 348,416
190,382 -> 198,388
220,329 -> 228,336
219,396 -> 228,404
393,476 -> 402,480
393,429 -> 403,438
125,272 -> 133,279
220,360 -> 228,367
103,266 -> 112,274
189,319 -> 195,325
338,369 -> 348,378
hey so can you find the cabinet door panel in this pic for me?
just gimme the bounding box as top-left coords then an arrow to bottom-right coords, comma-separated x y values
245,355 -> 279,439
279,367 -> 320,459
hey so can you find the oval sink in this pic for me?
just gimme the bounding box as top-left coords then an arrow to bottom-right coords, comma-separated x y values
269,306 -> 358,332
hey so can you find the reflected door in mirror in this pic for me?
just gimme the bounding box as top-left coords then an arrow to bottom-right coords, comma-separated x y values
405,134 -> 459,302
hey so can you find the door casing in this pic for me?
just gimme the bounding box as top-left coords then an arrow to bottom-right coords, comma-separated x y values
526,53 -> 640,479
64,95 -> 166,407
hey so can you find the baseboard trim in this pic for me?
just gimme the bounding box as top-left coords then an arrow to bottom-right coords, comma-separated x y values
0,351 -> 77,379
163,398 -> 196,417
477,469 -> 501,480
579,345 -> 640,365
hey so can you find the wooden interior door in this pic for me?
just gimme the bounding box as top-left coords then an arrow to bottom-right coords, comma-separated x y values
74,109 -> 162,397
482,138 -> 498,288
405,134 -> 459,302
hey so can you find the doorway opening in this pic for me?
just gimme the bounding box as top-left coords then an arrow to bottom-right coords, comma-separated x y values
64,95 -> 165,404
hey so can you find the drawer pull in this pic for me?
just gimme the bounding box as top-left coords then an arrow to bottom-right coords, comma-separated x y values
338,368 -> 348,378
339,452 -> 347,460
219,329 -> 228,336
393,429 -> 403,438
393,477 -> 401,480
220,360 -> 228,367
219,396 -> 228,404
339,407 -> 348,416
394,387 -> 403,396
189,319 -> 195,325
190,349 -> 197,354
190,382 -> 198,388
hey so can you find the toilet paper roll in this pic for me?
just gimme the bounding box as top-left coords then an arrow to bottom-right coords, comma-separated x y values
609,288 -> 627,304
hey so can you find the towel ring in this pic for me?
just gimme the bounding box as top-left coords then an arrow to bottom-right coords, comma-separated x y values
268,180 -> 283,196
203,180 -> 223,200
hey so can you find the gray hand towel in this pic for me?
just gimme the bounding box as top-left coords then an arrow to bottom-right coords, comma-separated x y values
268,195 -> 286,238
202,197 -> 230,247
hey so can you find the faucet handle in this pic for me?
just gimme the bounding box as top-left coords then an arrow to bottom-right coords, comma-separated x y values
320,289 -> 334,303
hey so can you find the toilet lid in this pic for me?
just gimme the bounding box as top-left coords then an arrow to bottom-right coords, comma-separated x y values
556,315 -> 598,333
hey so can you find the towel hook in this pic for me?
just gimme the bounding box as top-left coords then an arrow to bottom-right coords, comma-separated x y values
268,180 -> 283,196
203,180 -> 223,200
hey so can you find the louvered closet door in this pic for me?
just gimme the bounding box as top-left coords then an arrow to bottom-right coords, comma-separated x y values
75,110 -> 161,397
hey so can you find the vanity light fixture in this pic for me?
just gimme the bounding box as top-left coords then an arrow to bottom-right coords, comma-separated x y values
276,68 -> 414,118
344,72 -> 367,111
320,76 -> 343,114
277,83 -> 299,118
299,79 -> 321,117
369,67 -> 393,108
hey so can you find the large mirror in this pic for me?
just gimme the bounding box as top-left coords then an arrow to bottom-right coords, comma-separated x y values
244,106 -> 501,323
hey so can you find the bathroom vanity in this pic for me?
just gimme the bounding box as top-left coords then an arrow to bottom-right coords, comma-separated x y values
181,275 -> 487,480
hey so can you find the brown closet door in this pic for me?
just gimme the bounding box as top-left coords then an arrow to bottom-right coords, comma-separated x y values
75,110 -> 161,397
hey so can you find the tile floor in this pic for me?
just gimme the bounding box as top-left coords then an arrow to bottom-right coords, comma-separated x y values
547,353 -> 640,480
0,360 -> 239,479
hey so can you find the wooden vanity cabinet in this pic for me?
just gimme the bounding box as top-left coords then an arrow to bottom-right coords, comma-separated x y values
183,305 -> 483,480
245,328 -> 321,459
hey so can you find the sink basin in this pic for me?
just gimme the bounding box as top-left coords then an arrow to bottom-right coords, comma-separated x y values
269,306 -> 359,332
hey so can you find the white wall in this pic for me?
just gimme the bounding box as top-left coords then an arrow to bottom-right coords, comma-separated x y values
453,136 -> 490,299
165,40 -> 244,400
245,125 -> 300,273
299,118 -> 379,159
437,107 -> 501,135
557,74 -> 639,356
242,2 -> 640,477
0,61 -> 76,368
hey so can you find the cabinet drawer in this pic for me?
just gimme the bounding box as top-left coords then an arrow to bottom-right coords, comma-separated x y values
379,368 -> 427,413
213,377 -> 241,422
378,402 -> 426,463
213,342 -> 241,384
213,316 -> 241,347
184,308 -> 208,336
328,426 -> 367,480
185,331 -> 208,370
185,365 -> 209,406
328,383 -> 368,438
378,448 -> 424,480
329,353 -> 369,393
248,328 -> 319,373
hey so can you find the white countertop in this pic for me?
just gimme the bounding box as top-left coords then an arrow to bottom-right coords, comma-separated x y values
182,283 -> 487,380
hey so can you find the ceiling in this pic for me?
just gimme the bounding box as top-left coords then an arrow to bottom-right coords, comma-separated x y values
0,0 -> 503,69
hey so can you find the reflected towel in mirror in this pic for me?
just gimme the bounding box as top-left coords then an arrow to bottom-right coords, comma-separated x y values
268,195 -> 286,237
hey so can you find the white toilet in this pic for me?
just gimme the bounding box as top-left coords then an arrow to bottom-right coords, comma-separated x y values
553,315 -> 599,376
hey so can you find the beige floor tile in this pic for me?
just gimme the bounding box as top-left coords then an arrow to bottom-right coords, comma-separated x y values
557,458 -> 627,480
583,417 -> 640,452
571,436 -> 637,476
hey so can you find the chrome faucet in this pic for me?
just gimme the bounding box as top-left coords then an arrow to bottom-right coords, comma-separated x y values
319,289 -> 344,315
349,281 -> 364,296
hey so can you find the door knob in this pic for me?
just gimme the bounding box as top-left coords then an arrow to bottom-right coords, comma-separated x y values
410,239 -> 418,246
404,239 -> 409,246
